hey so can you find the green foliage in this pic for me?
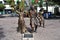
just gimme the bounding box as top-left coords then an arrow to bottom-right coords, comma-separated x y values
10,0 -> 15,7
48,0 -> 60,5
0,4 -> 5,10
20,2 -> 24,8
31,0 -> 35,4
53,2 -> 60,5
6,0 -> 11,5
11,2 -> 15,7
48,2 -> 55,6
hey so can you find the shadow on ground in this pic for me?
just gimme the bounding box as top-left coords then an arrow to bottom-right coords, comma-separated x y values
16,27 -> 32,33
0,28 -> 5,40
26,27 -> 32,33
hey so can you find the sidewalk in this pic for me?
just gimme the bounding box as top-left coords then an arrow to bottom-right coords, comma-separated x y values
2,14 -> 11,17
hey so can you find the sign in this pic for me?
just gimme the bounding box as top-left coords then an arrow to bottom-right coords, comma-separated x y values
24,34 -> 33,38
22,33 -> 34,40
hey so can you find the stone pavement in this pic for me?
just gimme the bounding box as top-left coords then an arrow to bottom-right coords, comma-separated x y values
0,17 -> 60,40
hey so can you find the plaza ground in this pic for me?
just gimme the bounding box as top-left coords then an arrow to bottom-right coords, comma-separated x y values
0,17 -> 60,40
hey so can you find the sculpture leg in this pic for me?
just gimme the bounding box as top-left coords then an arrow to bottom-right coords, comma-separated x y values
34,24 -> 38,32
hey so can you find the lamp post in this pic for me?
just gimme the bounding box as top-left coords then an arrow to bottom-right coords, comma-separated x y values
46,0 -> 48,12
45,0 -> 48,18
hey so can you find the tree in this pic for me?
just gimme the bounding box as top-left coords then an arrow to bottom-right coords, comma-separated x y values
6,0 -> 11,5
10,0 -> 15,12
31,0 -> 35,4
53,0 -> 60,2
48,0 -> 60,5
0,4 -> 5,10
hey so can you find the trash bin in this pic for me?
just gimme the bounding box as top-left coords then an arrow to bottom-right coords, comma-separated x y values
48,12 -> 52,18
43,12 -> 52,18
43,13 -> 46,18
43,13 -> 48,18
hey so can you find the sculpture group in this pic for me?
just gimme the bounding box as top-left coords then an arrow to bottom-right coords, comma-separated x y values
10,0 -> 45,34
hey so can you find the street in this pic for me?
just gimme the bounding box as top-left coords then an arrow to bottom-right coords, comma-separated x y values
0,17 -> 60,40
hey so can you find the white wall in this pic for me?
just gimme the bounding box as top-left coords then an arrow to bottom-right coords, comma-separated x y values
43,6 -> 55,14
59,7 -> 60,13
0,0 -> 3,1
0,0 -> 4,4
5,5 -> 12,9
37,6 -> 55,14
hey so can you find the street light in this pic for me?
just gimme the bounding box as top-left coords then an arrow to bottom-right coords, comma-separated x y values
45,0 -> 48,18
